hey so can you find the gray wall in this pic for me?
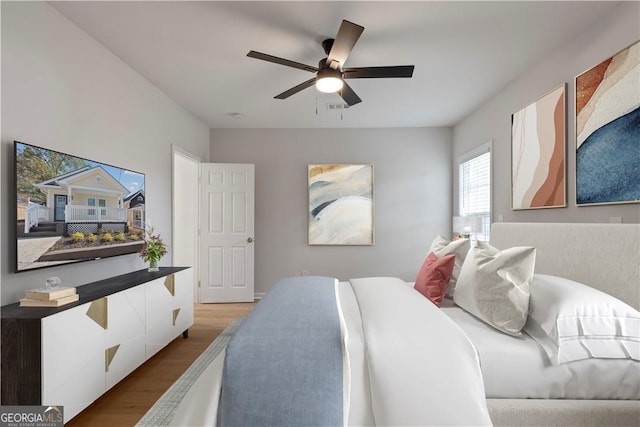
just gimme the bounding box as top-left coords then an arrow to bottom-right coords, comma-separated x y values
210,128 -> 452,295
1,2 -> 210,305
453,1 -> 640,224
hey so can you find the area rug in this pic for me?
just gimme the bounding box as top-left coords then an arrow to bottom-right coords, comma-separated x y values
135,318 -> 243,426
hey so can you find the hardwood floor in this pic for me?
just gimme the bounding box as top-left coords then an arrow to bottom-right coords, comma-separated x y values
67,302 -> 256,427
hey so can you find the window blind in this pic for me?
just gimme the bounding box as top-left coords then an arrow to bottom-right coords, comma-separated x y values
458,147 -> 491,241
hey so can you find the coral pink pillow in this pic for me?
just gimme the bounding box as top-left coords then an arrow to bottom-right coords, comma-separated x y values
414,252 -> 456,306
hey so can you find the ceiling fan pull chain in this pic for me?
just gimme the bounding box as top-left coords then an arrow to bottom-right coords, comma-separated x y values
315,92 -> 318,115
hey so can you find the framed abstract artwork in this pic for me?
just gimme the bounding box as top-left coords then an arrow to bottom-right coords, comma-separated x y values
308,164 -> 374,245
575,40 -> 640,206
511,84 -> 566,210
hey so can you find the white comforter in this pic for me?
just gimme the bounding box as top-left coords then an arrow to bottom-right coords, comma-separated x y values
171,277 -> 492,426
442,304 -> 640,399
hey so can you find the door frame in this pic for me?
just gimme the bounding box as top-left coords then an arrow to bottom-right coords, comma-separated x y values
54,195 -> 68,222
171,145 -> 201,303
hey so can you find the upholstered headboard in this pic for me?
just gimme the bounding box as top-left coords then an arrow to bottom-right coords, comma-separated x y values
490,222 -> 639,309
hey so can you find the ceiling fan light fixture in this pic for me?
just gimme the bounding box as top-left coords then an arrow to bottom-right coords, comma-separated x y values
315,68 -> 343,93
316,77 -> 343,93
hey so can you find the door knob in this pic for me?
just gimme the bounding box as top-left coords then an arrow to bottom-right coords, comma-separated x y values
247,237 -> 254,243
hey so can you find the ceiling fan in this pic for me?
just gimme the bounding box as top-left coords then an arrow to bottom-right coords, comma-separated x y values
247,20 -> 415,106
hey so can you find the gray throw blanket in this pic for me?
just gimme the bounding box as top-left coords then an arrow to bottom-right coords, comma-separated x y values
218,276 -> 343,427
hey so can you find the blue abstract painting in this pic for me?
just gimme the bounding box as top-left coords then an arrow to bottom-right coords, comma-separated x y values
576,107 -> 640,204
575,40 -> 640,206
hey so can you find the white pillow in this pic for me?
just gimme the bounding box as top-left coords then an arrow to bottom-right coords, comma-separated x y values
429,235 -> 470,298
524,274 -> 640,365
454,242 -> 536,336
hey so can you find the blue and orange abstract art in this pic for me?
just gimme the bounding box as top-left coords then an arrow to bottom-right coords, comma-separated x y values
576,40 -> 640,206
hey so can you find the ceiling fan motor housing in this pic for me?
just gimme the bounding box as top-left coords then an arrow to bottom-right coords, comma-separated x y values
317,65 -> 342,79
318,58 -> 330,71
317,56 -> 343,86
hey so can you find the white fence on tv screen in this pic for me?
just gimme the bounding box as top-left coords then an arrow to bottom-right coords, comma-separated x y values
65,205 -> 127,222
24,203 -> 128,234
24,202 -> 51,233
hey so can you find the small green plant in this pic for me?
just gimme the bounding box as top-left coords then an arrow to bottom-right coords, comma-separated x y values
71,231 -> 84,242
86,233 -> 97,243
114,232 -> 126,242
129,233 -> 139,241
102,232 -> 113,242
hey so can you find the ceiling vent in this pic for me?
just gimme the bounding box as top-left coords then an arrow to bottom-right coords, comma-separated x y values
325,103 -> 350,110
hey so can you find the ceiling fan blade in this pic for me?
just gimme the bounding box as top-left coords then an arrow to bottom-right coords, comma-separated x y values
274,78 -> 317,99
343,65 -> 415,79
247,51 -> 318,73
327,20 -> 364,68
339,82 -> 362,106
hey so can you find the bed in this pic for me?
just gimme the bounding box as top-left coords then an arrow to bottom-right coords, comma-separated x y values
479,222 -> 639,427
159,222 -> 639,426
170,275 -> 492,426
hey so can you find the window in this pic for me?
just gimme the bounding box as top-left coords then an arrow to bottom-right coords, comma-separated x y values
99,199 -> 106,216
87,197 -> 96,217
458,142 -> 491,241
133,210 -> 144,229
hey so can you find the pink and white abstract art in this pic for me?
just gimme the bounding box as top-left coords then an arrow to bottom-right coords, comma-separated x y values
511,84 -> 566,210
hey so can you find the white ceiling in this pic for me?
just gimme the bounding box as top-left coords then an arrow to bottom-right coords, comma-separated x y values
51,1 -> 619,129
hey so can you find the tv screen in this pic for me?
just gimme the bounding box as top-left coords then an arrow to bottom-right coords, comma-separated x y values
15,141 -> 146,273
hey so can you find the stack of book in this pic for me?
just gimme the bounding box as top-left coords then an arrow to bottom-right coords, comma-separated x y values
20,286 -> 79,307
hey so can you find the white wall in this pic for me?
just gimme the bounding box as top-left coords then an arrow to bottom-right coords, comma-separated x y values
210,127 -> 452,295
453,1 -> 640,225
1,2 -> 210,305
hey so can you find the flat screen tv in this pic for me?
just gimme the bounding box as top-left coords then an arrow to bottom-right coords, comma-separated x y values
14,141 -> 146,273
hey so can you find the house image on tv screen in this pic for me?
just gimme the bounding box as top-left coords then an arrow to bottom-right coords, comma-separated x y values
15,141 -> 146,271
24,165 -> 145,236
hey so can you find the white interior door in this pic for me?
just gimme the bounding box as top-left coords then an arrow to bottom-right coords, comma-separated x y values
199,163 -> 255,303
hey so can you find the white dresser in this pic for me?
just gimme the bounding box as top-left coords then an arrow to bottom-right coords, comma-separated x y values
1,267 -> 194,423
